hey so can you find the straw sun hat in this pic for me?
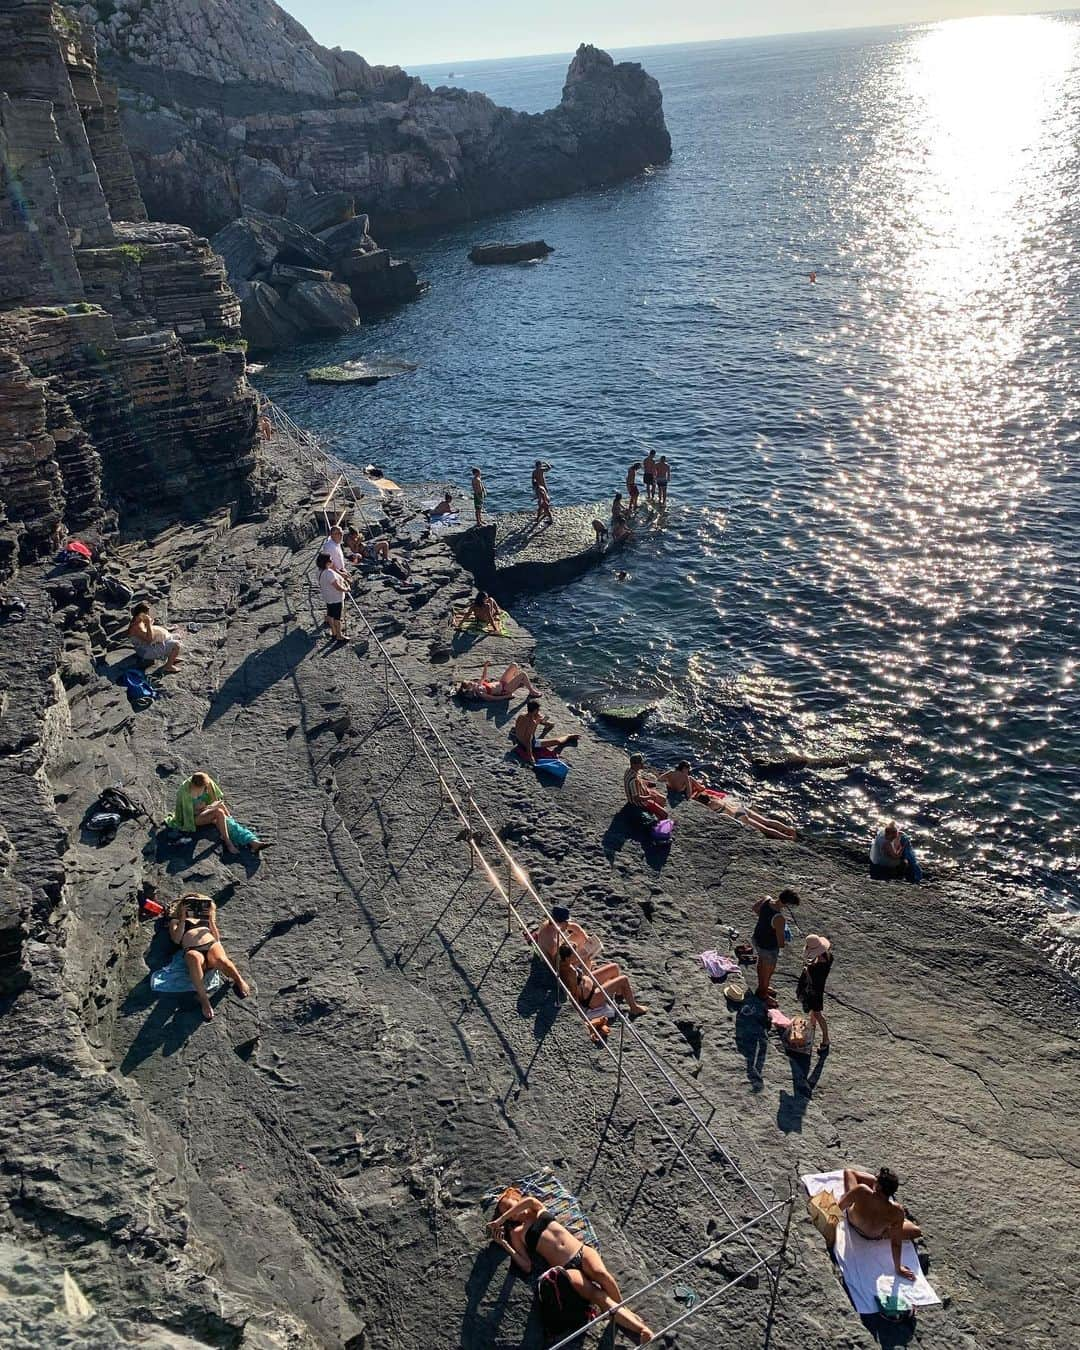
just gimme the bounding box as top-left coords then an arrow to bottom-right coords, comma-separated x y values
804,934 -> 832,961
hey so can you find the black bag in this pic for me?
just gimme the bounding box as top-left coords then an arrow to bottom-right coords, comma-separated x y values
85,811 -> 122,843
96,785 -> 144,820
100,575 -> 134,606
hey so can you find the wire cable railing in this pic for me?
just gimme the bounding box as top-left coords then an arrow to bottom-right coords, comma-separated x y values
257,395 -> 796,1343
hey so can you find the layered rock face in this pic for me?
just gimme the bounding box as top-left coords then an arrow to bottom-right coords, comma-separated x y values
71,0 -> 672,236
0,0 -> 258,583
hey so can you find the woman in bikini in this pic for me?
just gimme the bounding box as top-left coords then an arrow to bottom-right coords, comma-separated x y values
167,893 -> 250,1022
659,762 -> 796,840
452,591 -> 502,634
488,1188 -> 654,1344
558,943 -> 649,1042
453,660 -> 539,701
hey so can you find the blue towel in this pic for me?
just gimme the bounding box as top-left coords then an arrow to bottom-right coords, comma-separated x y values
483,1167 -> 600,1251
226,816 -> 259,848
150,951 -> 225,995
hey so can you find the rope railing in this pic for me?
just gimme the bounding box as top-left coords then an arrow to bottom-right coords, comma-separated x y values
257,395 -> 795,1342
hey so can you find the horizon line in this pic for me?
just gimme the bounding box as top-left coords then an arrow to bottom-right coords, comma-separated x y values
392,8 -> 1078,71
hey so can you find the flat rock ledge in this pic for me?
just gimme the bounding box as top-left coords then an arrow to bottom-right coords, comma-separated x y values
0,431 -> 1077,1350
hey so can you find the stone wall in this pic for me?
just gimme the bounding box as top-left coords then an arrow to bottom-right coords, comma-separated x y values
0,1 -> 259,584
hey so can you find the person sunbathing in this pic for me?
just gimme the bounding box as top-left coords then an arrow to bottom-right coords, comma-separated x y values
168,892 -> 250,1021
427,492 -> 456,519
513,699 -> 579,764
453,590 -> 502,633
127,601 -> 181,672
454,660 -> 538,701
558,943 -> 648,1040
623,754 -> 669,820
659,761 -> 796,840
530,904 -> 590,964
165,772 -> 268,857
838,1167 -> 923,1280
488,1188 -> 654,1344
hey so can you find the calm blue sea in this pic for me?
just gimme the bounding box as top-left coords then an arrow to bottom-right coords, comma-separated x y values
258,18 -> 1080,944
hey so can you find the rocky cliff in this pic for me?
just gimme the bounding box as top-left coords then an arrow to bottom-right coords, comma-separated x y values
66,0 -> 672,235
0,0 -> 259,583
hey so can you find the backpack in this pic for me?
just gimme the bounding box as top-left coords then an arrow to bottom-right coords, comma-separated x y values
786,1014 -> 813,1053
58,539 -> 93,567
0,594 -> 27,624
85,811 -> 122,843
96,785 -> 145,821
536,1267 -> 595,1337
120,668 -> 158,709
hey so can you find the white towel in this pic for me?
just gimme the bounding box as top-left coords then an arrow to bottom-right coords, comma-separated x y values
801,1171 -> 941,1315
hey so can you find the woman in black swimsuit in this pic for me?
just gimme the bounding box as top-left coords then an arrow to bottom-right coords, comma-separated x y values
488,1188 -> 654,1343
558,944 -> 649,1042
167,892 -> 250,1022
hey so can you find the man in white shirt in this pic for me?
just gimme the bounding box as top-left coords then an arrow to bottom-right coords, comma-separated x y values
321,525 -> 348,575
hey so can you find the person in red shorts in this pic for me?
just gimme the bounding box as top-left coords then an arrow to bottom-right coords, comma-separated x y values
623,754 -> 669,820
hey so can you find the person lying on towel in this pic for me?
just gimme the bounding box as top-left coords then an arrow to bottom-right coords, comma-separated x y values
488,1187 -> 654,1345
453,660 -> 539,701
839,1166 -> 923,1280
659,761 -> 796,840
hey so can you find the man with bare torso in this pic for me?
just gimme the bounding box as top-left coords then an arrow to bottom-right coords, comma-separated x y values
839,1167 -> 922,1280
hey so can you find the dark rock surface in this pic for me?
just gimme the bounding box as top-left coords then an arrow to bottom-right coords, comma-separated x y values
282,279 -> 360,333
469,240 -> 555,264
77,0 -> 671,238
447,502 -> 612,597
1,429 -> 1077,1349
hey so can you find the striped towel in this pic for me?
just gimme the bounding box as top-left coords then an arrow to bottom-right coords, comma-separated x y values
483,1167 -> 600,1250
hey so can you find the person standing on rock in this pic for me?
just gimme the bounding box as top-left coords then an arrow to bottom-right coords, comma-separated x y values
643,449 -> 658,501
626,461 -> 642,510
796,934 -> 833,1052
321,525 -> 349,575
531,460 -> 551,502
471,467 -> 487,526
316,551 -> 349,642
750,888 -> 801,1006
655,455 -> 671,506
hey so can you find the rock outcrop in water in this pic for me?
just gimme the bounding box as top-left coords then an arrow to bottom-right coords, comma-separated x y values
67,0 -> 672,236
0,0 -> 259,582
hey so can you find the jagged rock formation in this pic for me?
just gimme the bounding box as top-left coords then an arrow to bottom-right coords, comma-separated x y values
0,0 -> 258,582
211,202 -> 421,350
69,0 -> 672,236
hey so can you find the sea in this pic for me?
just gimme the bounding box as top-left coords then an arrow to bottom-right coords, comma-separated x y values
256,16 -> 1080,956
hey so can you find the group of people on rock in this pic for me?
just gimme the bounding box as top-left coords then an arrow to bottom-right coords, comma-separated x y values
315,521 -> 405,642
622,754 -> 798,840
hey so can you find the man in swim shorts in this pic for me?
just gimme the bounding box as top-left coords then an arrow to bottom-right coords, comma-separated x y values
623,754 -> 669,820
471,467 -> 486,526
513,699 -> 578,764
838,1166 -> 922,1280
642,449 -> 658,501
626,462 -> 641,510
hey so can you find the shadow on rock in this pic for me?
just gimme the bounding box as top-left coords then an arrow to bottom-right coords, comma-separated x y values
733,1001 -> 769,1093
776,1046 -> 827,1133
516,956 -> 560,1043
119,976 -> 224,1075
601,805 -> 672,873
461,1248 -> 545,1349
204,627 -> 317,727
861,1312 -> 918,1347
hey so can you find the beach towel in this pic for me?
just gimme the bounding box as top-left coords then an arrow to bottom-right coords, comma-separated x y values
150,951 -> 224,996
800,1172 -> 940,1315
483,1167 -> 600,1251
457,613 -> 508,636
699,950 -> 740,980
767,1008 -> 793,1031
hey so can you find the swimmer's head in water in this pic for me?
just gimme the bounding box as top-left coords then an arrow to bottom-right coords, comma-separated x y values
876,1167 -> 900,1198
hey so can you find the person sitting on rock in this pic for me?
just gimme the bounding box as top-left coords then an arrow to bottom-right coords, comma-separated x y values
360,536 -> 392,563
453,590 -> 503,634
530,904 -> 593,966
838,1166 -> 923,1280
513,699 -> 579,765
869,821 -> 922,882
165,772 -> 268,858
558,943 -> 649,1041
454,660 -> 539,701
592,519 -> 609,548
427,491 -> 456,520
488,1188 -> 654,1345
623,754 -> 669,820
127,601 -> 181,673
660,761 -> 796,840
168,892 -> 250,1022
342,527 -> 363,563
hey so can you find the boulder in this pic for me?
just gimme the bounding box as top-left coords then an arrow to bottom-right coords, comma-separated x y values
334,252 -> 421,311
286,281 -> 359,333
211,209 -> 333,284
317,215 -> 374,256
286,190 -> 355,234
236,155 -> 298,216
469,240 -> 554,264
236,280 -> 306,351
305,357 -> 416,384
333,248 -> 391,282
596,704 -> 653,731
269,263 -> 333,290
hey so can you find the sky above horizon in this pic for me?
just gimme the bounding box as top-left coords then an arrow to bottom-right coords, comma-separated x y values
282,1 -> 1077,64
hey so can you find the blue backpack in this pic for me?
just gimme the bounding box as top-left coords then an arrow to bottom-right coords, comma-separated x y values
120,668 -> 158,709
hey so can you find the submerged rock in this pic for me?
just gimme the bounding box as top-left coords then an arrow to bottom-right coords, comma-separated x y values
305,358 -> 417,385
597,704 -> 654,731
469,240 -> 554,264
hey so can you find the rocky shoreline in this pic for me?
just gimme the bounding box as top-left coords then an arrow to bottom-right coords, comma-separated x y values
1,430 -> 1078,1349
